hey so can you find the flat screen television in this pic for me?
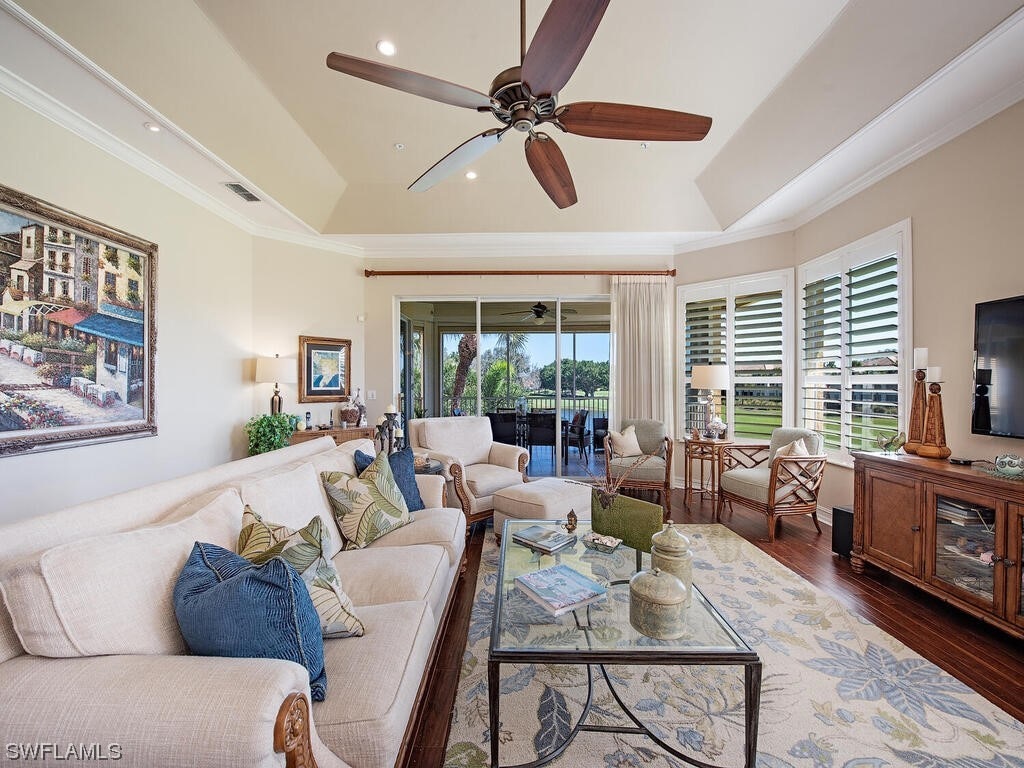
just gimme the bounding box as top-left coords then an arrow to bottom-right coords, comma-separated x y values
973,294 -> 1024,439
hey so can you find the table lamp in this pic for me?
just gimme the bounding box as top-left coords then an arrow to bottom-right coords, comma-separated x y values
255,354 -> 297,415
690,365 -> 729,437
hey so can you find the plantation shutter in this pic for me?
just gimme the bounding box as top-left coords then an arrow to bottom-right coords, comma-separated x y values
846,254 -> 900,451
733,290 -> 784,440
801,273 -> 842,450
683,297 -> 726,433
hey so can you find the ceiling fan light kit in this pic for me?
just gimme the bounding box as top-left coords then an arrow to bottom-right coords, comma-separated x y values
326,0 -> 712,208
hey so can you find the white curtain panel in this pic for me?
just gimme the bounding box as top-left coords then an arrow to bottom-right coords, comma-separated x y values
610,275 -> 673,434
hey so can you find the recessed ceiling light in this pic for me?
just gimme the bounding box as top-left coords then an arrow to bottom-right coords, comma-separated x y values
465,171 -> 478,180
143,122 -> 161,133
393,142 -> 405,151
376,40 -> 396,56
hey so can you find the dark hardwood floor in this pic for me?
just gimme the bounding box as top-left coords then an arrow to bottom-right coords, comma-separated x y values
404,490 -> 1024,767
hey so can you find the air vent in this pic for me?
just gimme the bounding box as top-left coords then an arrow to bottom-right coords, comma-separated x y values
224,182 -> 260,202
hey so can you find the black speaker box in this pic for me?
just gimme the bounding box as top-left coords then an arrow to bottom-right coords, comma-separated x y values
832,505 -> 854,558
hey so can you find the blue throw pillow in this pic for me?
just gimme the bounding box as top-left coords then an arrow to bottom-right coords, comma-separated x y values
354,447 -> 425,512
173,542 -> 327,701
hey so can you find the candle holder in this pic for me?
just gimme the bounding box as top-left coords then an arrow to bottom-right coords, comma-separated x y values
903,369 -> 927,454
376,410 -> 404,454
918,381 -> 951,459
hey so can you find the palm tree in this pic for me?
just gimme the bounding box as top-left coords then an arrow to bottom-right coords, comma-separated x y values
450,333 -> 478,414
494,332 -> 529,406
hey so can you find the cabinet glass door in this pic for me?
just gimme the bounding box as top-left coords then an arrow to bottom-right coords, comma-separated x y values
1015,507 -> 1024,626
932,495 -> 996,605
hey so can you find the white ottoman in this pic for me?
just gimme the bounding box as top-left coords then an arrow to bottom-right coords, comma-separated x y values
492,478 -> 593,539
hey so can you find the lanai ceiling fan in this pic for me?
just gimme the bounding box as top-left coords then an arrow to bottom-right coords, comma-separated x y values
501,301 -> 577,324
326,0 -> 712,208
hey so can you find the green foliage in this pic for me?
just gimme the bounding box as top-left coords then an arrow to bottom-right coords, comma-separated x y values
244,413 -> 295,456
0,329 -> 23,342
35,363 -> 63,380
84,342 -> 97,358
20,332 -> 46,351
538,359 -> 609,395
57,337 -> 87,352
81,363 -> 96,381
482,359 -> 525,399
127,254 -> 141,274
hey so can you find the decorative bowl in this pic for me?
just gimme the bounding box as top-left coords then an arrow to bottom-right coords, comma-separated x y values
581,532 -> 621,553
994,454 -> 1024,477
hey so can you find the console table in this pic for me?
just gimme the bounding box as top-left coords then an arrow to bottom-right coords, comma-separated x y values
852,451 -> 1024,639
289,426 -> 375,446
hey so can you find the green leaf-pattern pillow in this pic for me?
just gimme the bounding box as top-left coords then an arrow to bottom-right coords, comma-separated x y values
237,506 -> 365,638
321,451 -> 411,550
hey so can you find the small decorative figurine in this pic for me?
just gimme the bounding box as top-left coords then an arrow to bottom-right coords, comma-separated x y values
305,411 -> 312,430
564,509 -> 578,534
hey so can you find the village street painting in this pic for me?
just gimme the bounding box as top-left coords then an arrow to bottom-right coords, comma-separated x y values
0,185 -> 156,455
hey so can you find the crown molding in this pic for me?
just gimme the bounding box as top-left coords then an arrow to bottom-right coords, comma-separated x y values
671,222 -> 793,256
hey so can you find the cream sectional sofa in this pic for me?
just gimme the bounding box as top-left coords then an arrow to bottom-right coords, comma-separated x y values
0,437 -> 466,768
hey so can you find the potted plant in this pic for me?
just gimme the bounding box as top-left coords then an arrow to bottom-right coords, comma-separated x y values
243,413 -> 295,456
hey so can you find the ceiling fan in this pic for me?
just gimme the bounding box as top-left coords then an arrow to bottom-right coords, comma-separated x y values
501,301 -> 577,324
326,0 -> 712,208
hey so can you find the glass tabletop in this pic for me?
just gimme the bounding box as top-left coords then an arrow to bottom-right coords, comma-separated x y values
491,520 -> 756,662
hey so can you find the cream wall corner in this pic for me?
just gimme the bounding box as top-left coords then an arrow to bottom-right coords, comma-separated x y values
0,94 -> 254,522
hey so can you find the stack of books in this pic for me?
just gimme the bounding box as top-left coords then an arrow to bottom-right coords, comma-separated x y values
511,525 -> 577,554
514,564 -> 607,617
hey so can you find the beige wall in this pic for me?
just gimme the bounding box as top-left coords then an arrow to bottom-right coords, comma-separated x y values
795,98 -> 1024,511
0,94 -> 254,522
251,238 -> 365,426
675,232 -> 795,285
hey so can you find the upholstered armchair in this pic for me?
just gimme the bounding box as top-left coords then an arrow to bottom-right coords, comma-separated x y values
407,416 -> 529,528
604,418 -> 674,517
716,427 -> 827,543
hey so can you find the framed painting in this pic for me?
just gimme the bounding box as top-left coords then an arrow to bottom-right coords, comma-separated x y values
0,183 -> 157,456
298,335 -> 351,403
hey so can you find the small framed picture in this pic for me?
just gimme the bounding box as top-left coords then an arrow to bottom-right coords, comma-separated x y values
298,335 -> 351,403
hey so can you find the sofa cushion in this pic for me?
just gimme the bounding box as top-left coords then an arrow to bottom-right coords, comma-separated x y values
355,447 -> 425,512
237,508 -> 364,639
238,463 -> 343,559
173,543 -> 327,701
0,488 -> 242,658
465,463 -> 524,498
365,507 -> 466,567
332,544 -> 449,619
310,439 -> 376,478
322,452 -> 411,550
313,601 -> 434,768
422,416 -> 492,466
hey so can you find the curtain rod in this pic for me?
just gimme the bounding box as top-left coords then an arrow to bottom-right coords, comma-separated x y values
363,268 -> 676,277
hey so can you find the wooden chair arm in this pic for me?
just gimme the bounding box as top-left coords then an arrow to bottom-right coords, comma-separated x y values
719,443 -> 770,473
274,692 -> 318,768
767,455 -> 828,511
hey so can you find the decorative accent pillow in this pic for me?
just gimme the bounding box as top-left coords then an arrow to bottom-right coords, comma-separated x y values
237,507 -> 364,639
322,451 -> 411,549
774,438 -> 810,460
354,447 -> 425,512
173,542 -> 326,701
608,424 -> 644,457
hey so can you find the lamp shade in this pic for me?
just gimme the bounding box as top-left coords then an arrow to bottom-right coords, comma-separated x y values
255,355 -> 297,385
690,365 -> 729,391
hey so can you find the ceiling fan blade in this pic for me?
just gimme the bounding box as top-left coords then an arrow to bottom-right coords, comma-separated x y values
556,102 -> 712,141
521,0 -> 609,97
409,128 -> 506,192
326,52 -> 493,110
525,133 -> 577,209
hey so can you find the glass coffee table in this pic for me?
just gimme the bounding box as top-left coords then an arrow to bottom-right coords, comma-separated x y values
489,520 -> 762,768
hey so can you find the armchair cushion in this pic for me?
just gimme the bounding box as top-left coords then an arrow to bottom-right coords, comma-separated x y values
621,418 -> 667,457
608,455 -> 666,482
768,428 -> 823,461
608,424 -> 643,457
465,463 -> 524,498
719,466 -> 773,505
422,416 -> 492,466
173,543 -> 327,701
237,508 -> 364,639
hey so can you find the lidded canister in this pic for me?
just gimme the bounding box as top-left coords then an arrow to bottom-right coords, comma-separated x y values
629,567 -> 688,640
651,522 -> 692,606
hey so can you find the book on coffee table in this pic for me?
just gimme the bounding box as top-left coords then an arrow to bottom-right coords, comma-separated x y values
514,564 -> 607,616
511,525 -> 577,554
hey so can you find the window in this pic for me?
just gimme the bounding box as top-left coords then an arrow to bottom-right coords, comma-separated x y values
104,273 -> 116,287
105,339 -> 118,367
82,286 -> 90,303
60,281 -> 69,297
47,278 -> 55,295
678,269 -> 792,440
82,257 -> 92,277
799,220 -> 911,463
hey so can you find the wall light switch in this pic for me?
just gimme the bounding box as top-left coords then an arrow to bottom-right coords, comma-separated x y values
367,390 -> 376,400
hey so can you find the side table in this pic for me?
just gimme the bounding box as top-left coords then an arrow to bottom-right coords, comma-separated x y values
414,458 -> 444,475
684,437 -> 732,506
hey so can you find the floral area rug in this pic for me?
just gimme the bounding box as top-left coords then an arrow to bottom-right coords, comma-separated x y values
444,524 -> 1024,768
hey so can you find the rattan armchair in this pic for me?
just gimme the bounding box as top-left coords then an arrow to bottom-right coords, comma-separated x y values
716,428 -> 827,543
604,418 -> 674,518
